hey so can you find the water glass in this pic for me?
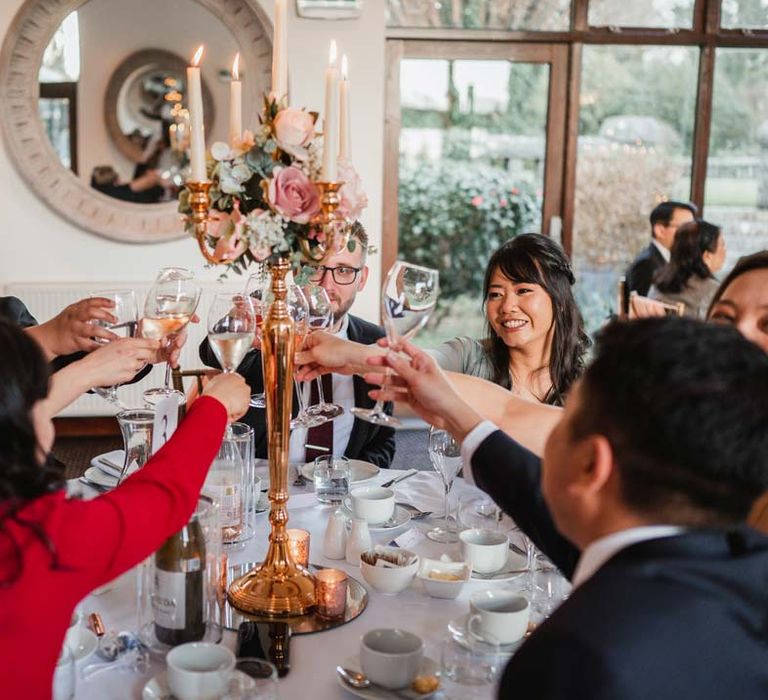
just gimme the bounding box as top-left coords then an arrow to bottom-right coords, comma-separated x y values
52,645 -> 75,700
458,494 -> 502,532
313,455 -> 351,505
440,633 -> 503,700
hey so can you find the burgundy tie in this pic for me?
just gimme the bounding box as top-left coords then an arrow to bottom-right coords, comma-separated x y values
305,374 -> 334,462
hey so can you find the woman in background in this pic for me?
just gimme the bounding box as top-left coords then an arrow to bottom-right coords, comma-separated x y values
649,219 -> 726,318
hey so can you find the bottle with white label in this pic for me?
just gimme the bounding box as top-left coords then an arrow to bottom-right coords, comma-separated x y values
203,436 -> 245,543
152,497 -> 208,645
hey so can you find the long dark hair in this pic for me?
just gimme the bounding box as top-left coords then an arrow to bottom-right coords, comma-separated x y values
481,234 -> 590,406
707,250 -> 768,317
655,219 -> 721,294
0,320 -> 64,586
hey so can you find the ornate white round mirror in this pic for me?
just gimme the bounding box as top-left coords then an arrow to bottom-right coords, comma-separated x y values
0,0 -> 272,243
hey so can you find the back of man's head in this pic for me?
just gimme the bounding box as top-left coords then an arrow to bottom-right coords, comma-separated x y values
572,318 -> 768,526
649,200 -> 697,236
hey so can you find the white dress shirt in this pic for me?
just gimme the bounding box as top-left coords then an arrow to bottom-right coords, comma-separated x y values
288,316 -> 355,463
460,419 -> 684,587
652,239 -> 671,263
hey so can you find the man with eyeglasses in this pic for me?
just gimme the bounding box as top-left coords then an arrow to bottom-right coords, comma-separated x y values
625,200 -> 697,300
201,221 -> 395,469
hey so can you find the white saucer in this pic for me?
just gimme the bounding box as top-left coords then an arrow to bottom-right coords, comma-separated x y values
342,501 -> 412,532
143,669 -> 253,699
66,627 -> 98,663
90,450 -> 125,476
83,466 -> 118,489
447,615 -> 526,655
337,654 -> 440,699
301,459 -> 380,484
469,549 -> 527,581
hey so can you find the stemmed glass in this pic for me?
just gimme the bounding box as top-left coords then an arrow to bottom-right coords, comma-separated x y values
426,426 -> 463,543
351,261 -> 439,426
89,289 -> 138,409
245,266 -> 269,409
303,285 -> 343,420
141,267 -> 201,406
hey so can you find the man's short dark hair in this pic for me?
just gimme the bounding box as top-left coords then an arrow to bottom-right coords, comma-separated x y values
572,318 -> 768,525
649,200 -> 698,238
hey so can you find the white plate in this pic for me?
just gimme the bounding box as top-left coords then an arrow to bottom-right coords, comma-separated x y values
447,615 -> 526,656
337,654 -> 440,699
301,459 -> 380,484
66,627 -> 98,663
342,502 -> 412,532
82,466 -> 118,489
469,549 -> 527,582
143,670 -> 253,699
90,450 -> 125,477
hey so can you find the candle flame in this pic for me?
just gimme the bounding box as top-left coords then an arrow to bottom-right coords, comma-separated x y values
341,54 -> 349,80
192,44 -> 204,67
329,40 -> 337,67
232,52 -> 240,81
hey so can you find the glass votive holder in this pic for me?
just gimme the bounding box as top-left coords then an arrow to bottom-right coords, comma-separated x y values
286,528 -> 310,567
313,455 -> 351,505
315,568 -> 347,620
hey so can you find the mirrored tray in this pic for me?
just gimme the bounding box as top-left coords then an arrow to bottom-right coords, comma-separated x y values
224,563 -> 368,635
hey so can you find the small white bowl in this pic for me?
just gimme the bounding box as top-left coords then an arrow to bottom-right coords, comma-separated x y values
359,547 -> 419,595
417,558 -> 471,599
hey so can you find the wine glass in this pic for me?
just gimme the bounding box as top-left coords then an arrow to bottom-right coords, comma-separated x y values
244,267 -> 269,409
207,293 -> 257,374
303,285 -> 343,420
89,289 -> 138,409
141,268 -> 201,406
351,261 -> 439,426
426,426 -> 463,543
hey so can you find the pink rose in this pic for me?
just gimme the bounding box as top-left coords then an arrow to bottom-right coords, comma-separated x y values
274,108 -> 315,147
211,207 -> 247,261
267,166 -> 321,224
337,161 -> 368,220
471,195 -> 484,207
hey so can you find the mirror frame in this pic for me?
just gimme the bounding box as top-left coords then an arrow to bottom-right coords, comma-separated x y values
104,48 -> 216,164
0,0 -> 273,244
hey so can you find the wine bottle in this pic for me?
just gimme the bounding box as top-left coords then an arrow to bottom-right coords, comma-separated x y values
153,513 -> 207,646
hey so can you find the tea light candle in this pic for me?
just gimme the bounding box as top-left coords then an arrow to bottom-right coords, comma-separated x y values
315,568 -> 347,619
286,528 -> 310,567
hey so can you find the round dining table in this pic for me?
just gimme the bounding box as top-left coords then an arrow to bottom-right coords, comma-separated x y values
68,466 -> 569,699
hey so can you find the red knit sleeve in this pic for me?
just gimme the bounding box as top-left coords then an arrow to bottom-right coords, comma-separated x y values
50,396 -> 227,588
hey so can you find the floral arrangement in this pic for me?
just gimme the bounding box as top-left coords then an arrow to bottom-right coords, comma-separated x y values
179,97 -> 368,274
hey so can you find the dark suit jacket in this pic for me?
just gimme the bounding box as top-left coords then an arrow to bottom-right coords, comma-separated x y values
625,242 -> 666,297
472,430 -> 768,699
199,314 -> 396,468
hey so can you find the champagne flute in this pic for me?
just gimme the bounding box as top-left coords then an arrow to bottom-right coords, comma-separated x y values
207,293 -> 256,374
426,426 -> 463,543
89,289 -> 139,409
303,285 -> 343,420
245,267 -> 269,409
141,267 -> 201,406
351,261 -> 439,426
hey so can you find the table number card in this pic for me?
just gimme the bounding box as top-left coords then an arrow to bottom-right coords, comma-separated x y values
392,528 -> 426,550
152,395 -> 180,454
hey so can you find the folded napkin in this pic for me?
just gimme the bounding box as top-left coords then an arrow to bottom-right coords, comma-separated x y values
392,472 -> 449,513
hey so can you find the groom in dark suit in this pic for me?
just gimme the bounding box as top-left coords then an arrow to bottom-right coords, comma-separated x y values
200,222 -> 395,468
369,318 -> 768,699
624,200 -> 696,300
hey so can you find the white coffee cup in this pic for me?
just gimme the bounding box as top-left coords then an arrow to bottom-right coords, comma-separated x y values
350,486 -> 395,525
468,590 -> 530,645
360,628 -> 424,690
459,528 -> 509,574
166,642 -> 235,700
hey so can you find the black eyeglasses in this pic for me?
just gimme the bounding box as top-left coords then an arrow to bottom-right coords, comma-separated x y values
308,265 -> 361,285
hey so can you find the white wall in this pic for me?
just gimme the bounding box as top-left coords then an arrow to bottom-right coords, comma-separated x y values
0,0 -> 385,323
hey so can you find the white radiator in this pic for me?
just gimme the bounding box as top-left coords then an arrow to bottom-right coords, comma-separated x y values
3,281 -> 244,417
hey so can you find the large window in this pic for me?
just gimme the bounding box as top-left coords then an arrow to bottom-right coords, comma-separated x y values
386,1 -> 768,334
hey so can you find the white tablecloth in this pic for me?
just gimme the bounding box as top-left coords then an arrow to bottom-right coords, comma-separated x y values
69,468 -> 566,699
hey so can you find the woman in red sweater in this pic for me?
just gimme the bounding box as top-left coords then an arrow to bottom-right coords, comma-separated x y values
0,320 -> 249,699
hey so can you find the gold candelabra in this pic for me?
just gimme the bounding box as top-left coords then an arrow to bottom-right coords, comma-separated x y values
185,178 -> 345,616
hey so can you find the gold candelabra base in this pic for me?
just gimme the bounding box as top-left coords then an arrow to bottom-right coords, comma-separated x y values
227,257 -> 316,616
